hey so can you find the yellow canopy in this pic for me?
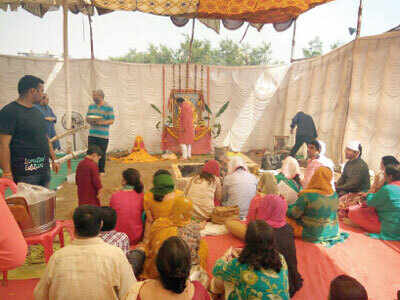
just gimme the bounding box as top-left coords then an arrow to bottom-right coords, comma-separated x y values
0,0 -> 335,24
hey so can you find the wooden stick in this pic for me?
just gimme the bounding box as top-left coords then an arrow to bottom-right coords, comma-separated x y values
186,63 -> 189,89
50,125 -> 88,142
188,18 -> 196,64
88,14 -> 95,60
162,66 -> 165,129
62,0 -> 71,133
356,0 -> 363,38
240,23 -> 250,43
290,18 -> 297,63
207,66 -> 210,127
54,149 -> 87,165
179,64 -> 181,90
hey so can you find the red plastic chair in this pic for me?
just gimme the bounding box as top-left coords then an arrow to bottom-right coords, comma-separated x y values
0,178 -> 17,198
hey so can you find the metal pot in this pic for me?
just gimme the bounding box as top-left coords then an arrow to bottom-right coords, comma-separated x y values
7,184 -> 56,237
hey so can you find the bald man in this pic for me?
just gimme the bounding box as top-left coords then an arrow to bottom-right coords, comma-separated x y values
86,90 -> 115,174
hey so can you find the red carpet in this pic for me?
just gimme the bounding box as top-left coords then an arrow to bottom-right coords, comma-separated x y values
2,224 -> 400,300
204,223 -> 400,300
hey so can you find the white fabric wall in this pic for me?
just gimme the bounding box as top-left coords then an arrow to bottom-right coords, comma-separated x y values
1,30 -> 399,170
343,32 -> 400,171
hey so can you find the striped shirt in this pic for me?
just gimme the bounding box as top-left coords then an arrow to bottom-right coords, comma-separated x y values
87,102 -> 114,139
99,230 -> 130,254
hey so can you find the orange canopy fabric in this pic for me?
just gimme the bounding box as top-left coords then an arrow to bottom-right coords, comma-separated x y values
197,0 -> 335,23
1,0 -> 335,23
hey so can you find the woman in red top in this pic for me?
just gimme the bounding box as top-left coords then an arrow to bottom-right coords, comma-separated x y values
110,168 -> 144,245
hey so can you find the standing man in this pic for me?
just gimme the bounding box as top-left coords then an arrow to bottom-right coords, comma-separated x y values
290,111 -> 318,157
0,75 -> 59,187
86,90 -> 115,175
177,97 -> 194,160
34,93 -> 61,151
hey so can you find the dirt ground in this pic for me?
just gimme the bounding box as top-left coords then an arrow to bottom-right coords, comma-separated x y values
55,152 -> 263,220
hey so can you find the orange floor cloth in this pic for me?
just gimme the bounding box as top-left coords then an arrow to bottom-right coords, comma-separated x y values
2,223 -> 400,299
204,222 -> 400,300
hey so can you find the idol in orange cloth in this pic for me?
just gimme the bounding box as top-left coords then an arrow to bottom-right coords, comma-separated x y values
177,97 -> 195,160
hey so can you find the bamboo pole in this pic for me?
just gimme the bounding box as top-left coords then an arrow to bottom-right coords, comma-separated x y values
356,0 -> 363,38
50,125 -> 89,143
88,14 -> 95,60
240,23 -> 250,43
62,0 -> 72,153
290,18 -> 297,63
188,18 -> 196,64
54,149 -> 87,165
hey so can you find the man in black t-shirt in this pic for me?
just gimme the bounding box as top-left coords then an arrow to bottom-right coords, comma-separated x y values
0,75 -> 59,188
289,111 -> 318,157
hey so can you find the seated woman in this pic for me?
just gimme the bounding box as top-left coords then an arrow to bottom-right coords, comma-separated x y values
301,140 -> 335,189
211,220 -> 290,299
348,164 -> 400,240
141,194 -> 208,286
144,170 -> 180,221
275,156 -> 302,205
185,160 -> 222,221
247,172 -> 280,221
226,173 -> 303,297
110,168 -> 144,245
126,237 -> 210,300
369,156 -> 399,193
287,166 -> 349,246
222,156 -> 258,219
143,170 -> 182,240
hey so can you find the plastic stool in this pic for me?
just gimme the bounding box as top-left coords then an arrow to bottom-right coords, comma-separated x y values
25,220 -> 66,263
60,219 -> 75,240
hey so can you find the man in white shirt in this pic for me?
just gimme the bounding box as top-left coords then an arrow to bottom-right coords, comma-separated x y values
222,156 -> 258,219
34,205 -> 136,300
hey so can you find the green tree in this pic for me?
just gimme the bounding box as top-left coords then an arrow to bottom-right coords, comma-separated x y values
110,35 -> 273,66
330,40 -> 343,50
176,36 -> 214,64
302,36 -> 323,58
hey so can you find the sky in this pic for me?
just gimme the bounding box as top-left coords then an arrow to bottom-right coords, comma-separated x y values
0,0 -> 399,62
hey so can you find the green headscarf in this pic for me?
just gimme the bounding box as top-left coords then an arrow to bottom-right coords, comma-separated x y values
150,174 -> 175,199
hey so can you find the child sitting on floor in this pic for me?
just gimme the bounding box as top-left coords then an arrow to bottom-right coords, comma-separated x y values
99,206 -> 130,254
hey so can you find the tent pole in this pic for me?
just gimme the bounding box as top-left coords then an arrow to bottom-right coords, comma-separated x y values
239,23 -> 250,43
88,14 -> 95,60
62,0 -> 72,152
356,0 -> 363,38
188,18 -> 195,63
290,18 -> 297,63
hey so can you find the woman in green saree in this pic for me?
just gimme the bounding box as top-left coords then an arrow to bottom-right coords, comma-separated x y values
287,166 -> 349,247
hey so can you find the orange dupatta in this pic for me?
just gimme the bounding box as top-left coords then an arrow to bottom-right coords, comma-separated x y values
300,166 -> 334,196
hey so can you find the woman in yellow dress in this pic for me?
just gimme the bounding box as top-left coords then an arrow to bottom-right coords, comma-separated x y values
142,170 -> 183,240
141,194 -> 209,287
